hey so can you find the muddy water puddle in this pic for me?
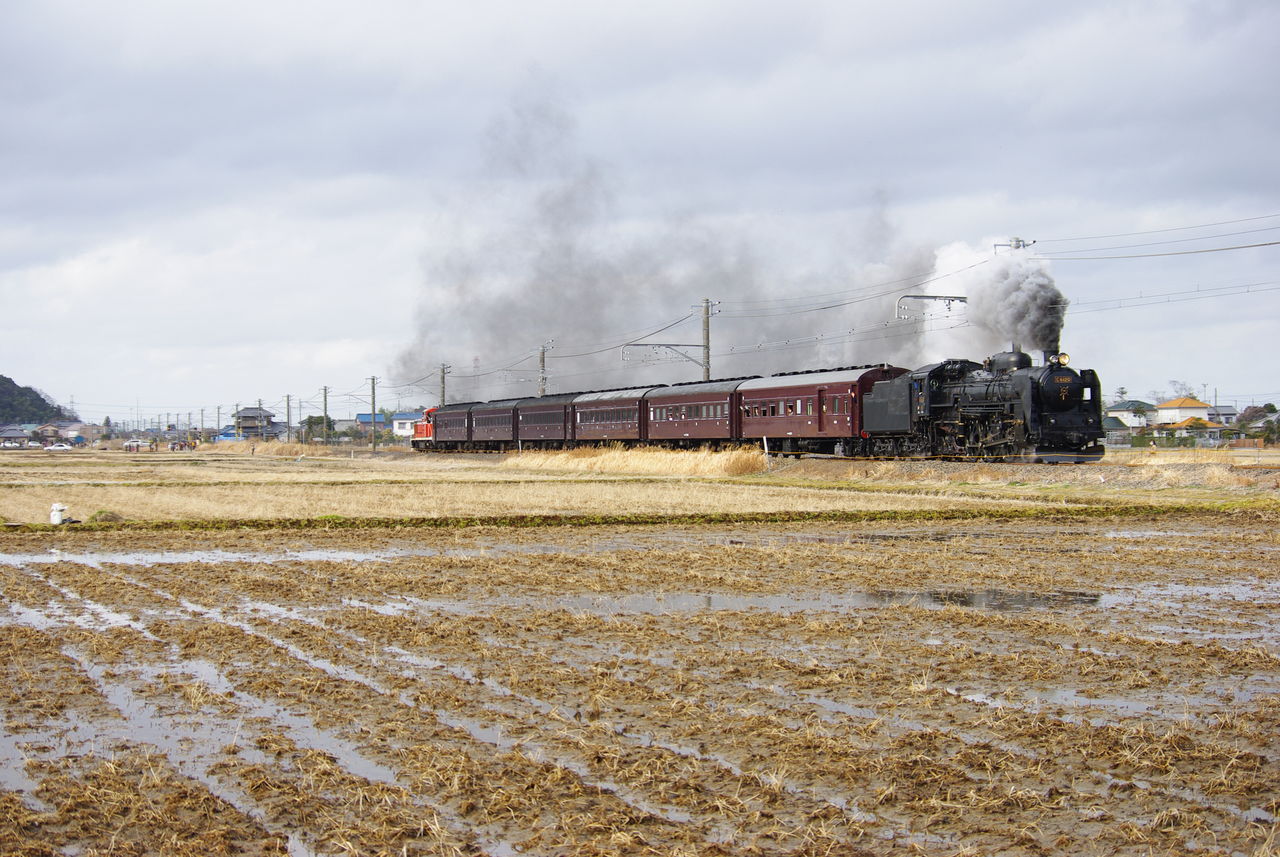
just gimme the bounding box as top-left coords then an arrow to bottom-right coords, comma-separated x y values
1,513 -> 1277,856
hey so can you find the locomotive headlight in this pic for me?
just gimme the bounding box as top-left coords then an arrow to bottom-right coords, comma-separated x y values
1057,352 -> 1070,367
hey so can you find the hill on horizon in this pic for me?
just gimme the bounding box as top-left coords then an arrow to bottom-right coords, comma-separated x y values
0,375 -> 76,424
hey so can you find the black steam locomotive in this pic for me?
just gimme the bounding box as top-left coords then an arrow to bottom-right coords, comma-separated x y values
412,348 -> 1104,462
859,350 -> 1104,462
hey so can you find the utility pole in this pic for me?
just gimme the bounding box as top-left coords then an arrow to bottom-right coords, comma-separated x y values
322,386 -> 330,445
702,297 -> 712,381
369,376 -> 378,453
285,395 -> 292,443
538,341 -> 554,397
439,364 -> 451,407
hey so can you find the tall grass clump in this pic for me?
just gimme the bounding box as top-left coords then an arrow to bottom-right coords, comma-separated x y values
503,445 -> 768,477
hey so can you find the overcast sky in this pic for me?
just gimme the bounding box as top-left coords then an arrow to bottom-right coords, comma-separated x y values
2,0 -> 1277,426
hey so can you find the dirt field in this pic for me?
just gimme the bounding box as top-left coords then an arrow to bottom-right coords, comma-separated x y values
1,449 -> 1277,855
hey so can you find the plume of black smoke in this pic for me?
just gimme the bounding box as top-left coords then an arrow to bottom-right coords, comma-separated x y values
393,86 -> 1069,403
965,254 -> 1068,354
392,85 -> 934,402
923,243 -> 1069,361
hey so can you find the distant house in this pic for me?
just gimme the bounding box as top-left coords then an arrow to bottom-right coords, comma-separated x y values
1163,417 -> 1232,445
233,407 -> 278,439
391,411 -> 421,438
355,413 -> 388,434
1105,400 -> 1155,428
1208,405 -> 1239,426
1155,396 -> 1210,424
1102,415 -> 1132,446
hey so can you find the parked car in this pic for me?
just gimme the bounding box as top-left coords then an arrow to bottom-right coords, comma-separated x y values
45,443 -> 73,451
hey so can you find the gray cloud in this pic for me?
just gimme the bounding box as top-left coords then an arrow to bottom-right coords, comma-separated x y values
1,0 -> 1278,422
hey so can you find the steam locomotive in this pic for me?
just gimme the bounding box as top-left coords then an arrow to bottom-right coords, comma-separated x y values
411,348 -> 1104,462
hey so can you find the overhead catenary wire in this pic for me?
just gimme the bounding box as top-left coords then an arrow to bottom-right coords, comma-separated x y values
717,261 -> 990,318
1031,225 -> 1280,256
1035,212 -> 1280,243
1033,240 -> 1280,261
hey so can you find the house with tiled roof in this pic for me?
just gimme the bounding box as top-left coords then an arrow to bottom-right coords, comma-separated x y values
1102,415 -> 1133,446
1105,400 -> 1156,428
1163,416 -> 1232,444
1155,396 -> 1210,424
1208,404 -> 1239,426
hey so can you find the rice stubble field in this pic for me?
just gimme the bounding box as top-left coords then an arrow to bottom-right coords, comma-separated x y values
1,446 -> 1277,856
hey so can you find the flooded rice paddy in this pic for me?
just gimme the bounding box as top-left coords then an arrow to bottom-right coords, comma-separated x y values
1,512 -> 1277,856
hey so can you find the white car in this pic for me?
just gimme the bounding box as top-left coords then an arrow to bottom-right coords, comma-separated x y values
45,443 -> 73,451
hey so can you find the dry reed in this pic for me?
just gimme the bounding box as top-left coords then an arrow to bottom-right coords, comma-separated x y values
502,445 -> 767,477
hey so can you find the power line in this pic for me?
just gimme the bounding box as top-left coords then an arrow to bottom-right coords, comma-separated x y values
1035,225 -> 1280,256
1036,212 -> 1280,243
1062,281 -> 1279,313
719,262 -> 990,319
1034,240 -> 1280,261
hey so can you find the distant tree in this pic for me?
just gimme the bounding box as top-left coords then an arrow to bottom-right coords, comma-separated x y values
1111,386 -> 1129,404
1266,403 -> 1278,414
1168,380 -> 1198,399
302,415 -> 335,441
1263,419 -> 1280,445
102,416 -> 114,440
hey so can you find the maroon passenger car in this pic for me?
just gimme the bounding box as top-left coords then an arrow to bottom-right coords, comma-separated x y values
572,387 -> 658,443
645,378 -> 748,446
515,393 -> 578,447
738,366 -> 906,455
470,399 -> 520,449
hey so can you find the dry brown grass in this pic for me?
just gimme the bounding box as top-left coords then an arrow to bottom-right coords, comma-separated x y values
1104,447 -> 1235,465
502,445 -> 768,477
0,477 -> 1009,522
195,440 -> 341,457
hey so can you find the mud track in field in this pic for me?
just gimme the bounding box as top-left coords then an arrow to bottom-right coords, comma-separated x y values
2,512 -> 1278,855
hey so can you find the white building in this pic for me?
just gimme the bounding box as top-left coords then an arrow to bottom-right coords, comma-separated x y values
1155,397 -> 1210,424
1105,400 -> 1155,428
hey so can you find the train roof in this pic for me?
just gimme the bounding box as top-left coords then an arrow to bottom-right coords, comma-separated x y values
435,401 -> 482,413
645,377 -> 755,398
573,386 -> 664,404
738,367 -> 895,391
469,398 -> 524,411
514,393 -> 580,407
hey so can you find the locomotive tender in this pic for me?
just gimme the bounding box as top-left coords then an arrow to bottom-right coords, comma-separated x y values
411,348 -> 1103,462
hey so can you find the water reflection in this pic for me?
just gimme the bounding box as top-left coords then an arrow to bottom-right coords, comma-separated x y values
547,588 -> 1100,616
